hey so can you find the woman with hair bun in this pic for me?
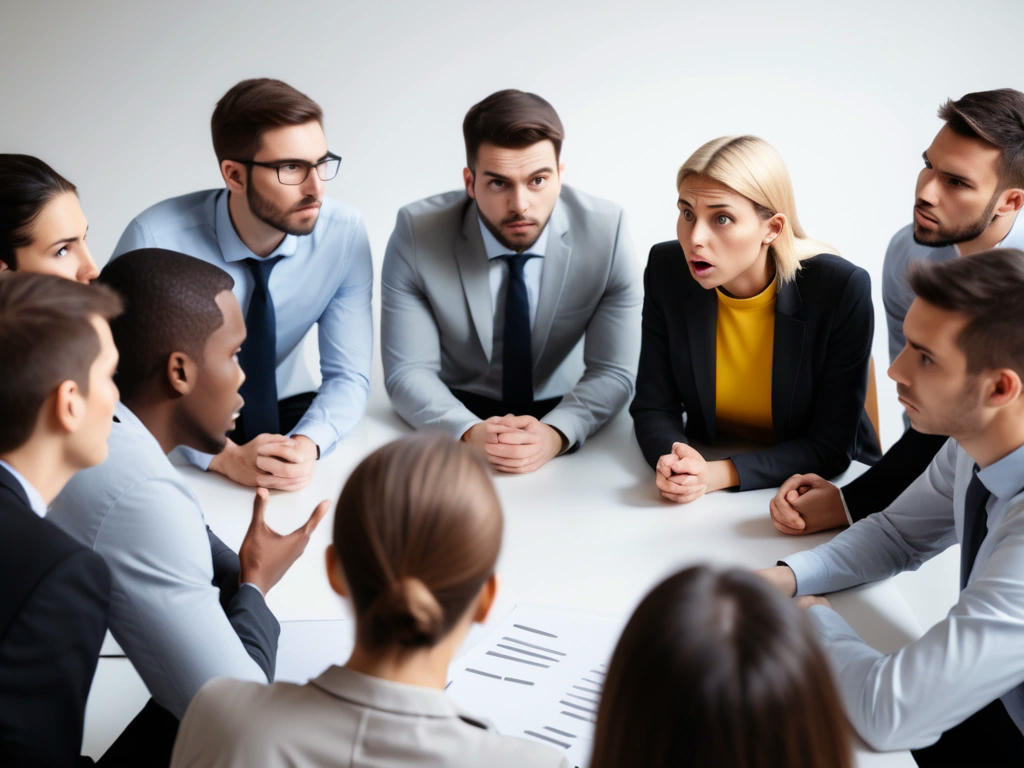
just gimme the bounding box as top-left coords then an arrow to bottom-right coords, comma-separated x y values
590,565 -> 853,768
0,154 -> 99,283
630,136 -> 880,505
170,433 -> 568,768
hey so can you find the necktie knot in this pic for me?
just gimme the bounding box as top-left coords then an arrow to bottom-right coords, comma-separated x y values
502,252 -> 538,274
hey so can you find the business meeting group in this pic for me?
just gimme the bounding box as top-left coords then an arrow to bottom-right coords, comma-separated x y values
2,80 -> 1024,767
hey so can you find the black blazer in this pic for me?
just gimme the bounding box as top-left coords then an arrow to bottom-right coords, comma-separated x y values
630,242 -> 881,490
0,464 -> 110,767
842,427 -> 948,521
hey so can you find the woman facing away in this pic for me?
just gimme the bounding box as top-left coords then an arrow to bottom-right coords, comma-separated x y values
0,154 -> 99,283
590,565 -> 853,768
630,135 -> 880,504
169,432 -> 568,768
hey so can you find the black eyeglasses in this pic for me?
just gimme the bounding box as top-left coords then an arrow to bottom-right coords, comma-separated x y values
235,152 -> 342,185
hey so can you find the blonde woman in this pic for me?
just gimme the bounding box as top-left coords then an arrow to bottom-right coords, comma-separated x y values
630,136 -> 880,503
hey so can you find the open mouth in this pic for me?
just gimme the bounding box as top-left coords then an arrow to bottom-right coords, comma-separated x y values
690,260 -> 713,276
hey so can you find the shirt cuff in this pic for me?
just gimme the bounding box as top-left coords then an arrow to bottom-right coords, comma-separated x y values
839,488 -> 853,526
779,548 -> 833,597
240,582 -> 265,598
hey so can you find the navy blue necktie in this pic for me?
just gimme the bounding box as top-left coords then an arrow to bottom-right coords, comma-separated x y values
960,465 -> 990,589
502,253 -> 538,407
237,255 -> 282,441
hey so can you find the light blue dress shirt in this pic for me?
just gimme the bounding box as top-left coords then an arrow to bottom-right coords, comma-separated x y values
0,459 -> 47,517
48,402 -> 271,718
113,189 -> 373,466
784,438 -> 1024,750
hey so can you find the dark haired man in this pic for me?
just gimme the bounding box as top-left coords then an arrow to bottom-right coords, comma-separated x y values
49,249 -> 326,764
761,249 -> 1024,763
772,88 -> 1024,534
382,89 -> 640,473
0,272 -> 121,765
113,77 -> 372,492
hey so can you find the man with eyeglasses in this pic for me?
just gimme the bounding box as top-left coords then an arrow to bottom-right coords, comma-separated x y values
113,78 -> 371,492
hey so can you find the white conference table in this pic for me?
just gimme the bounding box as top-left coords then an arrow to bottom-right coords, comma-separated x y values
84,397 -> 959,766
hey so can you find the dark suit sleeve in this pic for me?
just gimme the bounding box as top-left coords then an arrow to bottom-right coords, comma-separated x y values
731,265 -> 875,490
630,253 -> 690,468
841,428 -> 947,521
0,549 -> 109,766
205,527 -> 278,682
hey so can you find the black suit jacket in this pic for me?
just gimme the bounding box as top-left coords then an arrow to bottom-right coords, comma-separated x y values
0,465 -> 110,767
630,242 -> 881,490
842,427 -> 948,521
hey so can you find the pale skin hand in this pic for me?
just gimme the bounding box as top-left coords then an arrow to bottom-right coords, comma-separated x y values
795,594 -> 832,610
654,442 -> 739,503
238,488 -> 329,594
210,434 -> 319,492
462,415 -> 565,474
769,473 -> 848,535
754,564 -> 798,598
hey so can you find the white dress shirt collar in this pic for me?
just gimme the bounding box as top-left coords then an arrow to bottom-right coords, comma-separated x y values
478,215 -> 550,260
0,459 -> 48,518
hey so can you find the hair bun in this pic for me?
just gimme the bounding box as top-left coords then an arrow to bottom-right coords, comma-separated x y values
367,577 -> 445,648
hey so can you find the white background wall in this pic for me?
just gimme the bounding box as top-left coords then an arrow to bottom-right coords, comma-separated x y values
3,0 -> 1022,445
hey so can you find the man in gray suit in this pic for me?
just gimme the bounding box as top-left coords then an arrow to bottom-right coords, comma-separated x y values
382,89 -> 641,473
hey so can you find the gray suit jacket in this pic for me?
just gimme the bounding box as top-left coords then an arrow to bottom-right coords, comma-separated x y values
381,185 -> 641,447
170,666 -> 569,768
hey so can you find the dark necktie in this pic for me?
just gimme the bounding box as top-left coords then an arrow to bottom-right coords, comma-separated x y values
502,253 -> 539,407
960,465 -> 990,589
236,255 -> 283,442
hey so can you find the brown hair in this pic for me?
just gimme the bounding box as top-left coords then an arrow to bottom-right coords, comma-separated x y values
0,154 -> 77,269
333,433 -> 503,649
590,566 -> 852,768
211,78 -> 323,163
939,89 -> 1024,188
0,272 -> 122,454
462,89 -> 564,171
98,249 -> 234,402
908,247 -> 1024,377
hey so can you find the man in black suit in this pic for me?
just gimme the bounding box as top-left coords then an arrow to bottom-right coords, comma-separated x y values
0,272 -> 123,766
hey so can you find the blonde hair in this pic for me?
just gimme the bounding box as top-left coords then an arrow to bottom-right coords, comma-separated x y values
676,135 -> 834,282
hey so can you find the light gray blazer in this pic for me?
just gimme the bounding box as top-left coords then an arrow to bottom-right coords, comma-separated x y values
381,185 -> 641,447
170,666 -> 569,768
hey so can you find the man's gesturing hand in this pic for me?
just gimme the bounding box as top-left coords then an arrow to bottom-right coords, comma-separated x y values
238,488 -> 329,595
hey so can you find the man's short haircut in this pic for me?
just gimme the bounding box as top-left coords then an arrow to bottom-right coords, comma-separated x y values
99,249 -> 234,402
211,78 -> 323,163
462,89 -> 564,171
0,272 -> 122,454
908,247 -> 1024,377
0,154 -> 77,269
939,89 -> 1024,189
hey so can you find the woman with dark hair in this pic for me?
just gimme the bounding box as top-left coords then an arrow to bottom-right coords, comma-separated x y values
0,154 -> 99,282
590,566 -> 852,768
170,433 -> 567,768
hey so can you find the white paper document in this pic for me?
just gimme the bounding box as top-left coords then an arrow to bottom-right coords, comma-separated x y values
447,605 -> 621,768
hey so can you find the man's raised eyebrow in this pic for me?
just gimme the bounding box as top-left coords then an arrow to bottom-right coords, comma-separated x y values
922,150 -> 974,186
908,339 -> 938,357
527,166 -> 555,177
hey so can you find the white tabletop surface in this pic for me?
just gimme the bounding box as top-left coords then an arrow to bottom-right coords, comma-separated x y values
83,395 -> 958,766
